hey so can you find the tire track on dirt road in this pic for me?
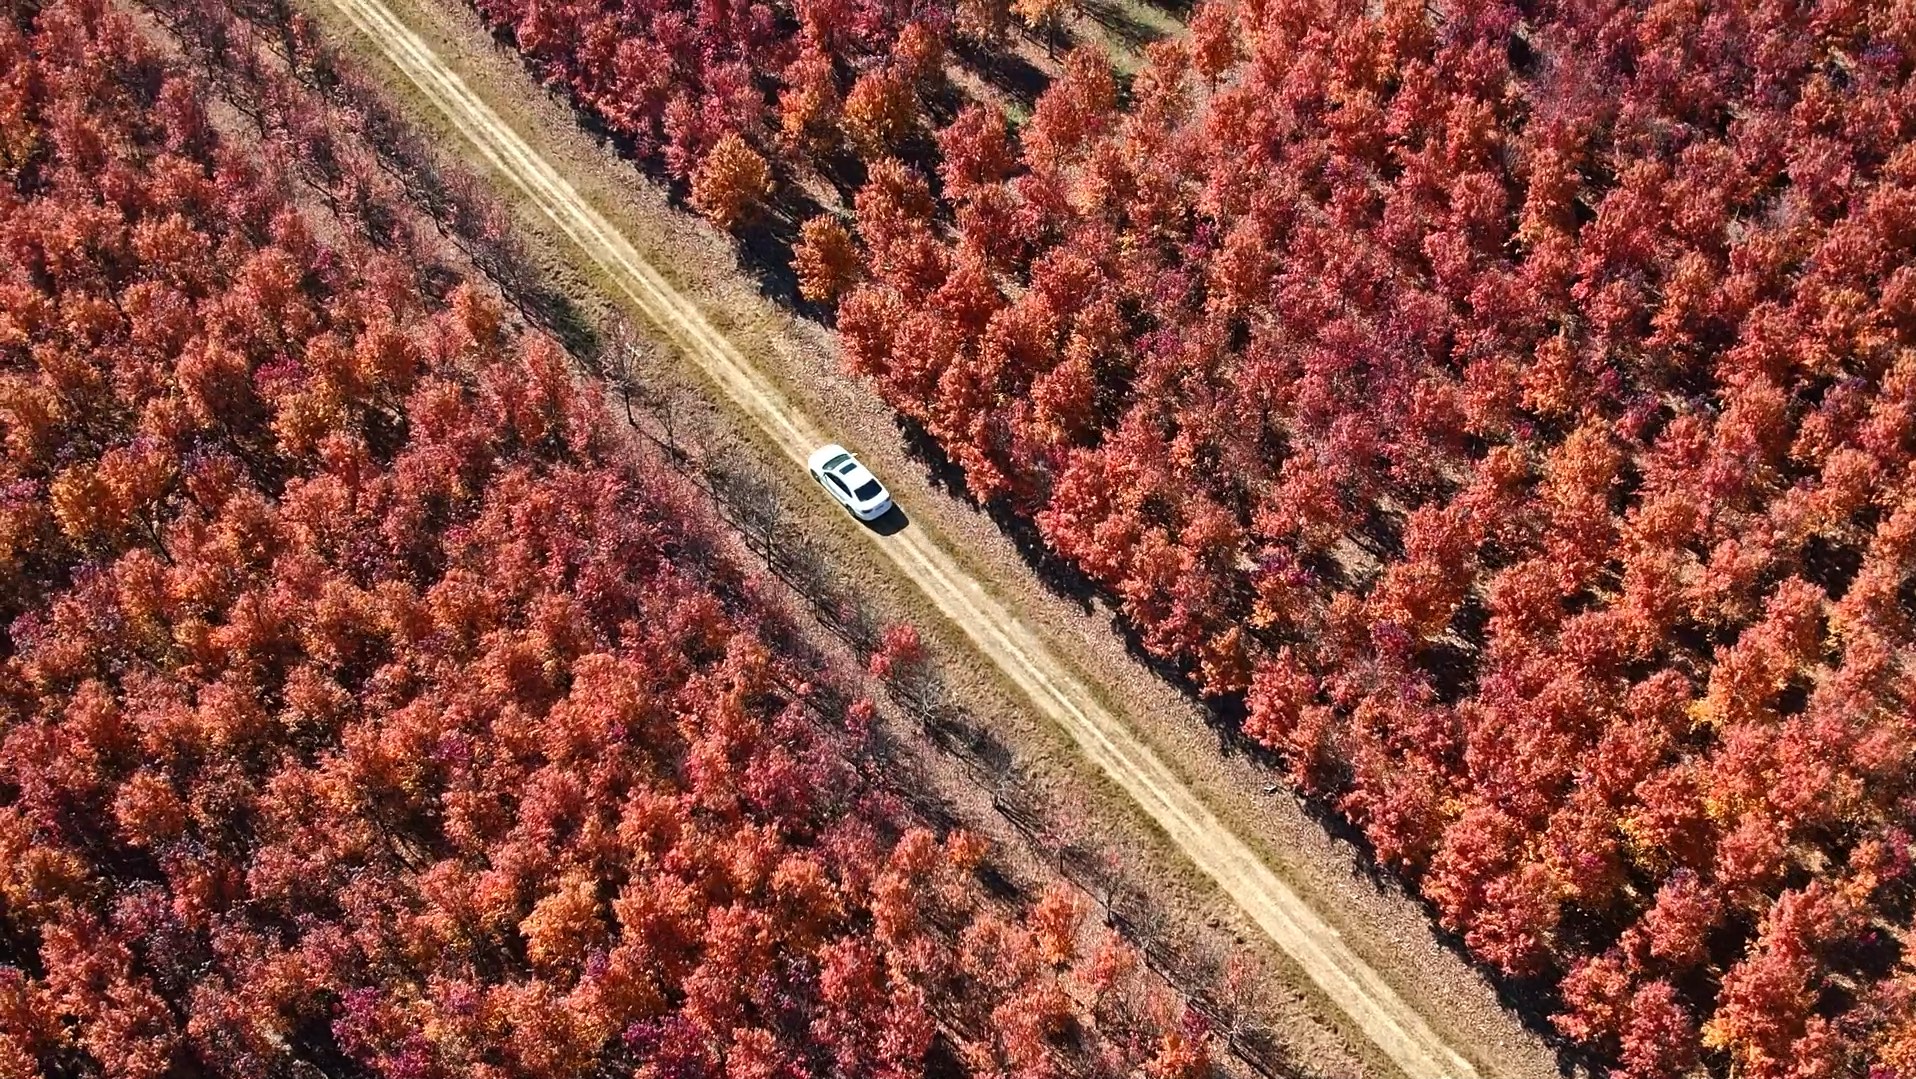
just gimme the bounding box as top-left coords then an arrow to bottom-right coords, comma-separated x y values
318,1 -> 1486,1073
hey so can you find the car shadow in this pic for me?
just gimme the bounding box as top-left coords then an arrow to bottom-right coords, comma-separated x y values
864,504 -> 910,536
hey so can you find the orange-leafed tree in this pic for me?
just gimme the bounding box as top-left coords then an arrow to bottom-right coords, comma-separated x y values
690,131 -> 773,231
794,214 -> 861,304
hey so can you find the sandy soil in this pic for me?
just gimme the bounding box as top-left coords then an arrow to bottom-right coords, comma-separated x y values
287,0 -> 1576,1076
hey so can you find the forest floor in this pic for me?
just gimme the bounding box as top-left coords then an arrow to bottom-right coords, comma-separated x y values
282,0 -> 1574,1076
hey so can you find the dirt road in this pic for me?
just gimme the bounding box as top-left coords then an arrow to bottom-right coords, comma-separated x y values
317,0 -> 1487,1073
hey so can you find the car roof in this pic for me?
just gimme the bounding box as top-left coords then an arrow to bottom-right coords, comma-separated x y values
809,444 -> 885,500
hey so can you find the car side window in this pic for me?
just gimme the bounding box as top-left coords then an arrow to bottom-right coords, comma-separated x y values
825,473 -> 852,498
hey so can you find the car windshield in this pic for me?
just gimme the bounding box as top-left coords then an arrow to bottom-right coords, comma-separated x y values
853,480 -> 884,501
823,453 -> 853,471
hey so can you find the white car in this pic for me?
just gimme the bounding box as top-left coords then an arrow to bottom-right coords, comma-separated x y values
807,444 -> 893,521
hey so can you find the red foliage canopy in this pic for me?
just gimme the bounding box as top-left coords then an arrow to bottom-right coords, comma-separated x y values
0,4 -> 1203,1075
